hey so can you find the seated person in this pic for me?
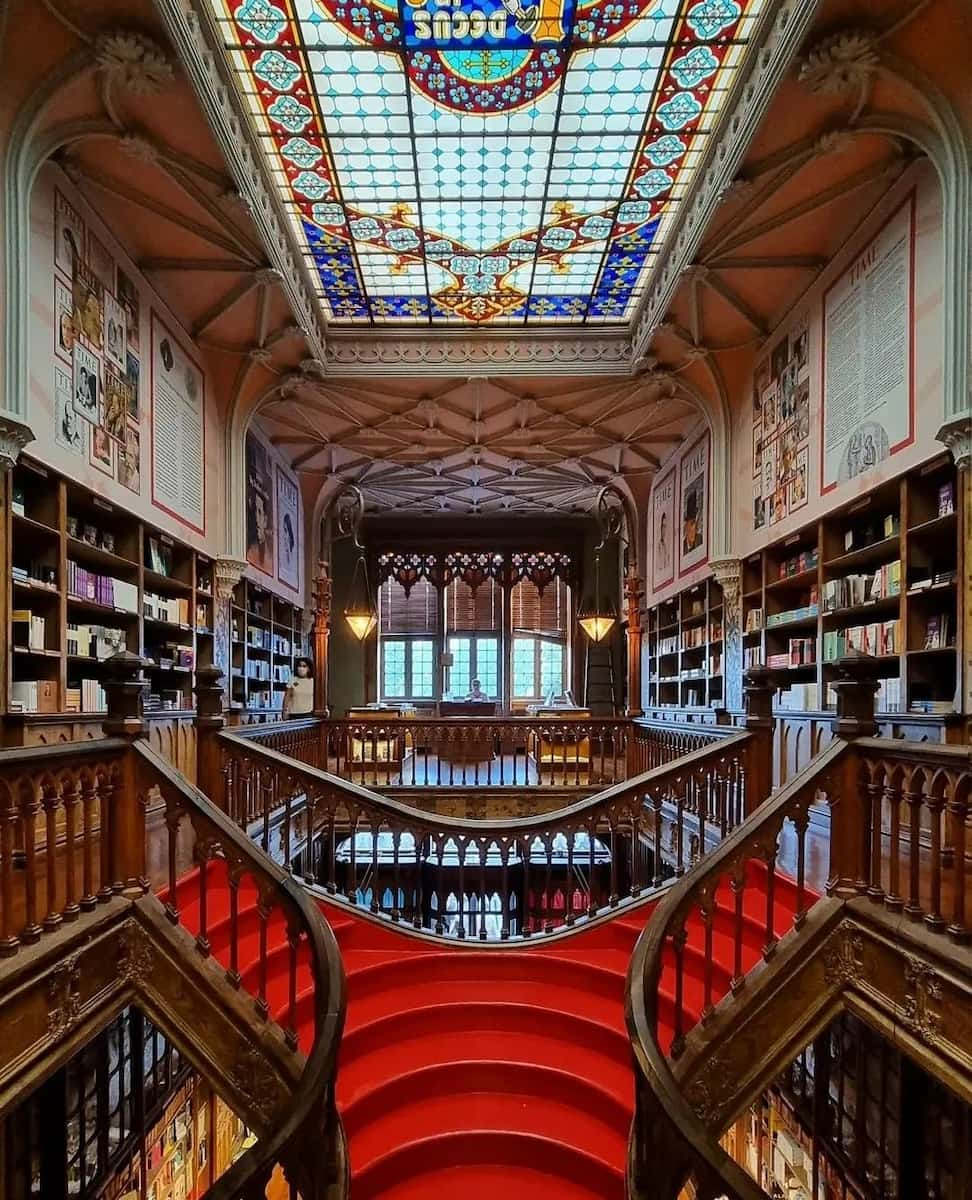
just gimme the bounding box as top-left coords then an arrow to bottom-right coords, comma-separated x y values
465,678 -> 489,702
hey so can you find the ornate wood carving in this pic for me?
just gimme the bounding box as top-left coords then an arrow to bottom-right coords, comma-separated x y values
46,956 -> 82,1041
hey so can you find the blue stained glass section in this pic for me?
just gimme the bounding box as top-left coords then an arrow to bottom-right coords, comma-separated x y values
402,0 -> 579,52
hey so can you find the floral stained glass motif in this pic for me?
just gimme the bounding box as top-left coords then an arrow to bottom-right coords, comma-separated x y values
206,0 -> 765,325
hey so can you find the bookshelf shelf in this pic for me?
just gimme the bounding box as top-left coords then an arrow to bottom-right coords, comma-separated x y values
229,580 -> 304,715
5,455 -> 304,721
737,454 -> 961,717
646,577 -> 724,711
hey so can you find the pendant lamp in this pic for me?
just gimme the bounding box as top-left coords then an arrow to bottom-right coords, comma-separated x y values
339,485 -> 377,640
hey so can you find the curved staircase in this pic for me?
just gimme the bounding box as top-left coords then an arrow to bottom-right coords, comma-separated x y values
174,861 -> 802,1198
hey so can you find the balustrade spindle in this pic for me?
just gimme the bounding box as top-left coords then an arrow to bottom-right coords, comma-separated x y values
22,782 -> 41,942
325,809 -> 337,893
501,852 -> 510,939
227,873 -> 241,988
434,836 -> 445,936
0,788 -> 18,954
701,901 -> 714,1022
762,855 -> 777,958
370,828 -> 380,913
347,815 -> 358,904
196,850 -> 211,957
651,795 -> 664,889
80,774 -> 97,912
412,836 -> 424,930
165,811 -> 181,924
926,793 -> 946,931
522,840 -> 532,936
947,786 -> 968,941
884,775 -> 903,911
793,815 -> 808,928
63,778 -> 80,922
674,788 -> 685,877
730,872 -> 745,993
256,901 -> 270,1019
905,784 -> 923,918
671,924 -> 687,1058
286,922 -> 300,1050
392,829 -> 402,922
566,833 -> 575,924
867,772 -> 885,899
42,779 -> 62,932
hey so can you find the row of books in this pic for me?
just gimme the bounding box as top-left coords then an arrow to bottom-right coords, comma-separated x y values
66,680 -> 108,714
744,645 -> 762,668
144,592 -> 191,626
777,547 -> 818,579
766,597 -> 819,628
710,653 -> 722,676
272,634 -> 292,656
246,661 -> 272,681
67,622 -> 127,659
10,680 -> 57,713
273,665 -> 293,684
144,689 -> 186,712
778,683 -> 819,710
908,569 -> 957,593
248,626 -> 270,649
823,618 -> 901,660
657,635 -> 679,656
822,561 -> 901,612
12,610 -> 47,651
910,699 -> 954,714
147,642 -> 195,671
745,608 -> 764,633
68,562 -> 139,613
923,613 -> 952,650
788,636 -> 816,667
682,626 -> 707,650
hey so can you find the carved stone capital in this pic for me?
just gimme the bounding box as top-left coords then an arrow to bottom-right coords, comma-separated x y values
797,30 -> 879,97
0,412 -> 35,471
813,129 -> 856,158
94,30 -> 175,94
215,555 -> 248,600
936,413 -> 972,470
248,346 -> 274,366
119,133 -> 160,164
254,267 -> 283,287
709,557 -> 741,606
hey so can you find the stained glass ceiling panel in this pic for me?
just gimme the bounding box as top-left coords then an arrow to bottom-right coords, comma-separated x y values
206,0 -> 767,325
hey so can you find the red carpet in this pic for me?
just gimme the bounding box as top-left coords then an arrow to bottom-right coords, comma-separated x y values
172,862 -> 801,1198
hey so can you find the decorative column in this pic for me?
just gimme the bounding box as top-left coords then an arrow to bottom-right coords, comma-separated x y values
194,666 -> 226,808
102,651 -> 149,897
313,559 -> 332,717
214,555 -> 247,702
711,557 -> 743,712
0,415 -> 34,473
624,567 -> 644,717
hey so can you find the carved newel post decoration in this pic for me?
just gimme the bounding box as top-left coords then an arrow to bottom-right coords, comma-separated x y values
313,559 -> 332,717
827,652 -> 881,899
102,651 -> 149,898
194,666 -> 226,810
624,567 -> 644,718
742,664 -> 775,814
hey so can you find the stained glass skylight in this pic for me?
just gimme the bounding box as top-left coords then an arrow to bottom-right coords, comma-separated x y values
206,0 -> 766,325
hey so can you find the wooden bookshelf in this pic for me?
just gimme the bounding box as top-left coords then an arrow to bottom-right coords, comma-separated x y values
646,577 -> 724,711
230,578 -> 304,714
743,454 -> 962,717
4,456 -> 217,717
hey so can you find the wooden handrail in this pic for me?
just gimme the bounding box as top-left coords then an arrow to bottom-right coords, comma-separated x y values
217,725 -> 757,939
132,741 -> 347,1199
624,657 -> 972,1199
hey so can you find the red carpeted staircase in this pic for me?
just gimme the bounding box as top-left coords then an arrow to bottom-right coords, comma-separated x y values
173,862 -> 802,1199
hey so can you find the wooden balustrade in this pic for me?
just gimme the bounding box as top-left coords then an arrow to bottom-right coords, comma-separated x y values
625,655 -> 972,1200
227,713 -> 734,794
217,727 -> 758,940
0,653 -> 347,1200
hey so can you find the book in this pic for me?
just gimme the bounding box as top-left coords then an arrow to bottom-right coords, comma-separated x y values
938,482 -> 954,516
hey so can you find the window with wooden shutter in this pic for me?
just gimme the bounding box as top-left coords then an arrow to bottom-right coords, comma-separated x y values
378,578 -> 438,700
510,578 -> 570,699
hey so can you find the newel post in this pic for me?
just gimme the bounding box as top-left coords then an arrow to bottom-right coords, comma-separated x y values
827,653 -> 881,898
194,667 -> 226,810
313,559 -> 331,717
742,665 -> 775,814
102,651 -> 149,897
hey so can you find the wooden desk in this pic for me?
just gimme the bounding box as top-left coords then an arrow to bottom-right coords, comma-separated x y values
346,707 -> 413,778
526,710 -> 592,781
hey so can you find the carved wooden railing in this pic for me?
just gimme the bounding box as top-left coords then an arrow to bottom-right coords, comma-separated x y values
0,657 -> 347,1200
625,658 -> 972,1200
216,726 -> 762,940
227,712 -> 736,794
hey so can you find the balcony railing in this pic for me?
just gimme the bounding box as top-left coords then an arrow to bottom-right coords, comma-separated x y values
625,656 -> 972,1199
224,713 -> 737,792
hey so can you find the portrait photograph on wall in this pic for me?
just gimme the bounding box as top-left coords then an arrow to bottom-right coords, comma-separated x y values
276,467 -> 300,590
245,430 -> 274,576
679,431 -> 709,576
650,465 -> 676,592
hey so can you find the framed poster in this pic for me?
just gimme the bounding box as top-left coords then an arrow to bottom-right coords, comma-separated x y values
87,231 -> 114,293
678,431 -> 709,577
150,313 -> 205,534
118,422 -> 141,493
54,366 -> 84,457
54,189 -> 84,277
90,423 -> 114,476
104,293 -> 127,373
72,260 -> 104,350
103,370 -> 132,441
54,277 -> 75,364
821,194 -> 916,493
650,465 -> 676,592
276,466 -> 300,590
245,431 -> 274,575
72,342 -> 100,423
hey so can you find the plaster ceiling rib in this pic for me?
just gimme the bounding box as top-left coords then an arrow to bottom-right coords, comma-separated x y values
701,271 -> 768,335
710,159 -> 904,260
158,158 -> 266,261
192,274 -> 262,338
75,164 -> 261,261
704,255 -> 826,270
139,257 -> 255,272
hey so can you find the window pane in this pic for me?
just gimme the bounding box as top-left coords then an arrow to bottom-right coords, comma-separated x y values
476,637 -> 498,699
411,640 -> 434,698
382,640 -> 406,698
512,636 -> 536,698
540,642 -> 564,697
448,636 -> 471,698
